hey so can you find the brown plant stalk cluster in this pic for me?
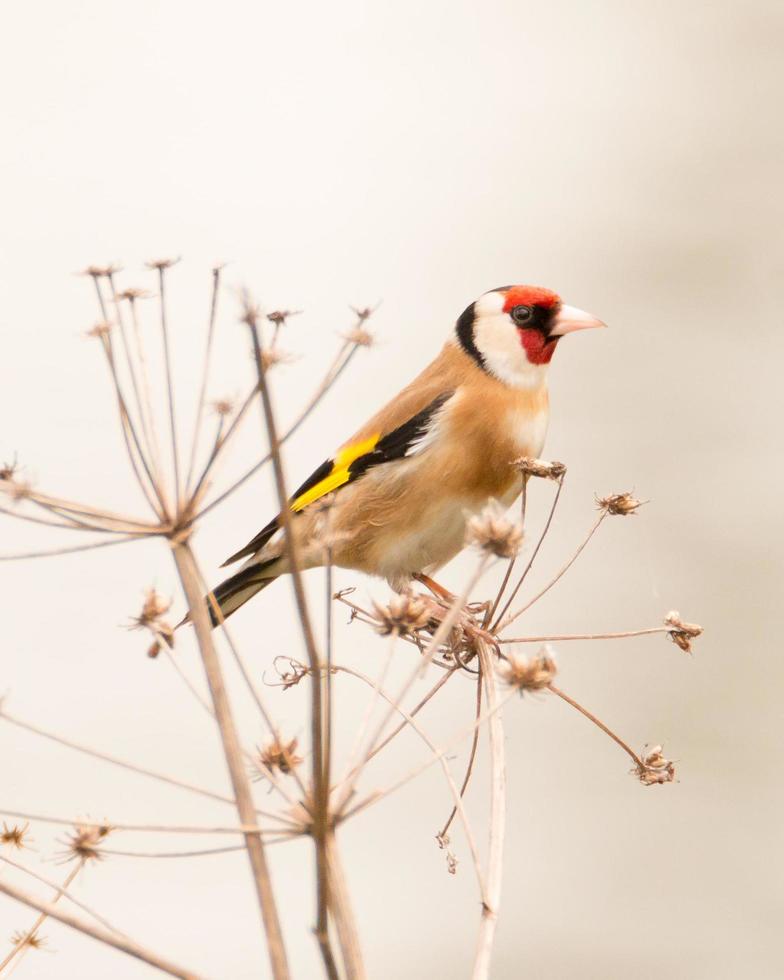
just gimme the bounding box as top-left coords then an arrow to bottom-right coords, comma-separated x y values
0,263 -> 702,980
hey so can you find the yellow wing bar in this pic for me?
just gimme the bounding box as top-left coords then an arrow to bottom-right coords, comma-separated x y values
291,434 -> 379,513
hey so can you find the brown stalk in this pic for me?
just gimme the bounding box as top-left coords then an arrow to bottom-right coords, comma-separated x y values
547,683 -> 644,769
155,265 -> 182,507
499,626 -> 671,644
185,265 -> 223,493
0,876 -> 201,980
0,534 -> 146,561
196,335 -> 360,521
498,508 -> 606,632
471,640 -> 506,980
489,473 -> 528,619
0,853 -> 126,938
0,859 -> 84,974
439,673 -> 483,841
491,472 -> 565,631
0,708 -> 296,827
243,305 -> 339,979
171,540 -> 290,979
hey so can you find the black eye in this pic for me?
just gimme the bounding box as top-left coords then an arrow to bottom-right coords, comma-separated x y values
511,304 -> 534,325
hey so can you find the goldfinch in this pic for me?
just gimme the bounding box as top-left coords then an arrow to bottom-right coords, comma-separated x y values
208,285 -> 604,623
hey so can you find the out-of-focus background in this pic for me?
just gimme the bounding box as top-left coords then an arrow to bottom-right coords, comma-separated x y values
1,2 -> 782,977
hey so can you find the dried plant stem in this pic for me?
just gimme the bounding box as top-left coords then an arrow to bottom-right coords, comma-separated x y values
245,313 -> 338,979
337,558 -> 489,812
345,668 -> 458,779
440,673 -> 483,840
0,505 -> 110,533
0,876 -> 201,980
471,641 -> 506,980
325,833 -> 366,980
0,860 -> 84,974
500,626 -> 670,644
492,473 -> 565,630
0,709 -> 296,826
126,293 -> 168,500
185,265 -> 222,492
101,835 -> 300,859
22,491 -> 157,533
499,508 -> 606,631
0,853 -> 126,937
343,687 -> 518,823
0,534 -> 147,561
489,474 -> 527,619
197,337 -> 359,521
172,541 -> 290,979
156,267 -> 182,506
333,664 -> 487,901
108,273 -> 165,494
547,684 -> 644,769
0,809 -> 279,837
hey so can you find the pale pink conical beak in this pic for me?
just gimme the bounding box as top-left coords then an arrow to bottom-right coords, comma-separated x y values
550,304 -> 606,336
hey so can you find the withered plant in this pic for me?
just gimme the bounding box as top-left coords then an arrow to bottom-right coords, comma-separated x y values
0,262 -> 702,980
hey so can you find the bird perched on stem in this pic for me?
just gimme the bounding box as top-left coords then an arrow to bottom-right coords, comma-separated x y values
207,285 -> 604,623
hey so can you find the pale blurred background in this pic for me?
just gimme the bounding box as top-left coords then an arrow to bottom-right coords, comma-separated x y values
1,1 -> 783,977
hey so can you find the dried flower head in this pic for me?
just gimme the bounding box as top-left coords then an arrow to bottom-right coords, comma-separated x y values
501,646 -> 557,693
82,264 -> 119,279
515,457 -> 567,481
260,346 -> 294,371
268,656 -> 309,690
10,929 -> 47,951
372,592 -> 432,636
62,823 -> 111,863
664,610 -> 703,653
636,744 -> 676,786
1,822 -> 31,850
266,309 -> 302,327
342,325 -> 374,347
4,479 -> 32,503
350,305 -> 374,323
86,321 -> 113,340
596,492 -> 646,516
0,456 -> 19,482
117,287 -> 151,301
129,588 -> 174,649
210,397 -> 235,418
145,257 -> 180,271
466,500 -> 523,559
254,737 -> 303,778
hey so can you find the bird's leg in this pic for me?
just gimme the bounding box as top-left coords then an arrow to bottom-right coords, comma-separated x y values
413,572 -> 454,602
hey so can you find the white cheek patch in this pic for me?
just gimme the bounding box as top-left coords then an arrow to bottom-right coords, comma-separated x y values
472,293 -> 549,389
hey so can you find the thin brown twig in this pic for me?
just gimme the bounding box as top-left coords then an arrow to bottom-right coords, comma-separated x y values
0,534 -> 147,561
172,541 -> 290,979
439,672 -> 483,840
0,853 -> 126,938
196,337 -> 359,521
471,641 -> 506,980
0,709 -> 297,827
185,265 -> 223,493
498,508 -> 606,632
489,474 -> 527,620
499,626 -> 670,644
0,876 -> 202,980
341,688 -> 519,823
491,473 -> 565,631
0,809 -> 281,836
0,859 -> 84,973
332,664 -> 487,902
155,265 -> 182,507
244,304 -> 336,979
547,683 -> 644,768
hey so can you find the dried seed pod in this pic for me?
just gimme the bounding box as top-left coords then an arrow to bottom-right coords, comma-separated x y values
372,592 -> 432,636
514,457 -> 567,481
501,646 -> 557,692
596,492 -> 645,516
664,610 -> 703,653
466,500 -> 523,559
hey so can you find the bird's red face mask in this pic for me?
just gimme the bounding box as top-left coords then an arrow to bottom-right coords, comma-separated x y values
456,284 -> 605,388
502,286 -> 606,366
